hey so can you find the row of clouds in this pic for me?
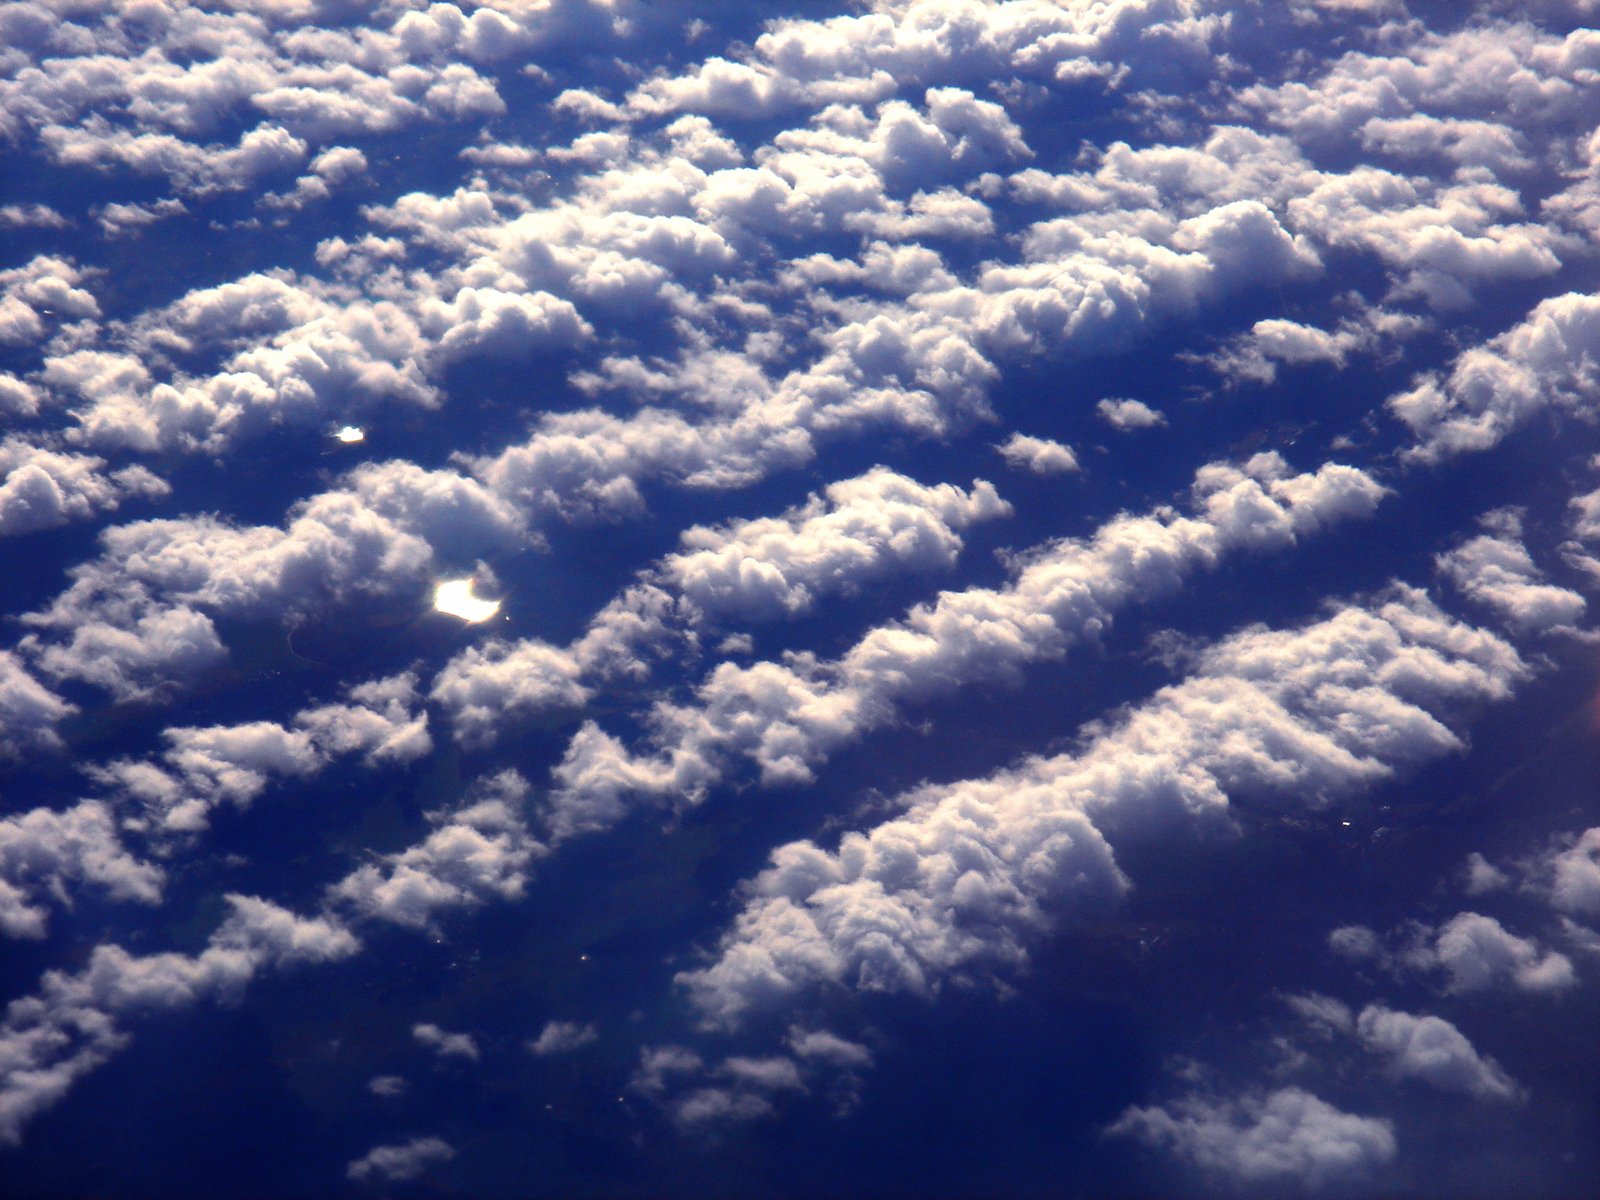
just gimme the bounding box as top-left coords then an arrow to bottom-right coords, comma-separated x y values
2,11 -> 1595,504
2,1 -> 1599,1188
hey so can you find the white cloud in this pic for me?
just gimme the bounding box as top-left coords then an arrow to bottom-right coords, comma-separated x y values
0,651 -> 76,759
1108,1087 -> 1396,1189
347,1136 -> 454,1184
367,1074 -> 408,1098
413,1022 -> 479,1062
662,468 -> 1008,620
1355,1005 -> 1523,1103
329,770 -> 545,931
679,587 -> 1522,1028
1330,912 -> 1577,994
1537,827 -> 1600,917
0,255 -> 99,347
1391,290 -> 1600,461
528,1020 -> 598,1056
995,432 -> 1078,474
0,802 -> 163,940
1437,512 -> 1585,634
20,465 -> 521,701
0,895 -> 357,1144
88,672 -> 430,834
1095,397 -> 1166,430
545,455 -> 1386,832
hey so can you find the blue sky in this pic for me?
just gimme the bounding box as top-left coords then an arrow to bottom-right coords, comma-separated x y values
2,1 -> 1600,1196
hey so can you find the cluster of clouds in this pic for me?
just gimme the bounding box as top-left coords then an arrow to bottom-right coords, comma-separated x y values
0,672 -> 429,940
3,0 -> 1600,1190
541,453 -> 1385,837
677,584 -> 1524,1029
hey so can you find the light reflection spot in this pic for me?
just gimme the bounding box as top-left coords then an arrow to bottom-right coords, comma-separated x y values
434,579 -> 502,622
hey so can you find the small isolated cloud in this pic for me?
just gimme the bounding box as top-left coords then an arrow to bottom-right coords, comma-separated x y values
347,1135 -> 454,1184
367,1074 -> 408,1098
1329,912 -> 1576,995
1096,397 -> 1167,430
996,432 -> 1079,474
1108,1087 -> 1396,1190
413,1023 -> 479,1062
528,1020 -> 598,1056
1355,1005 -> 1523,1103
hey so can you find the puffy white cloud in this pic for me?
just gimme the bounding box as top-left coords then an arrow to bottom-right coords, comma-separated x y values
1391,290 -> 1600,461
41,120 -> 307,196
679,588 -> 1522,1027
431,469 -> 1006,742
1108,1087 -> 1396,1189
329,771 -> 545,930
294,672 -> 432,767
528,1020 -> 598,1056
412,1022 -> 479,1062
546,455 -> 1387,831
1200,304 -> 1426,387
1355,1005 -> 1523,1103
0,255 -> 99,347
628,0 -> 1227,118
4,429 -> 171,536
995,432 -> 1078,473
0,895 -> 356,1144
88,672 -> 430,834
1530,826 -> 1600,917
429,639 -> 591,747
661,468 -> 1008,620
20,465 -> 520,700
347,1136 -> 454,1184
0,802 -> 163,940
0,651 -> 76,759
1239,22 -> 1600,147
1436,512 -> 1585,634
367,1074 -> 408,1098
1330,912 -> 1577,994
1095,397 -> 1166,430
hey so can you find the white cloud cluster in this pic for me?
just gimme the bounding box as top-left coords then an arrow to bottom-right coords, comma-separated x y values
679,586 -> 1523,1028
1095,397 -> 1166,430
1436,511 -> 1586,634
528,1020 -> 599,1056
664,468 -> 1008,620
1284,993 -> 1524,1103
0,256 -> 99,349
413,1022 -> 479,1062
994,432 -> 1078,473
18,463 -> 522,701
627,0 -> 1227,119
0,895 -> 356,1145
1354,1005 -> 1523,1103
1391,290 -> 1600,460
1329,911 -> 1577,995
90,672 -> 430,834
430,468 -> 1007,743
629,1026 -> 872,1127
1109,1087 -> 1397,1190
545,455 -> 1385,837
0,1 -> 632,197
0,651 -> 76,760
347,1135 -> 454,1184
1200,304 -> 1426,387
0,436 -> 168,537
329,770 -> 544,931
0,801 -> 164,940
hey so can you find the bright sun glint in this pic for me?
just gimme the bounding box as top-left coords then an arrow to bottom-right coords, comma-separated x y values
434,579 -> 501,622
334,425 -> 365,443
